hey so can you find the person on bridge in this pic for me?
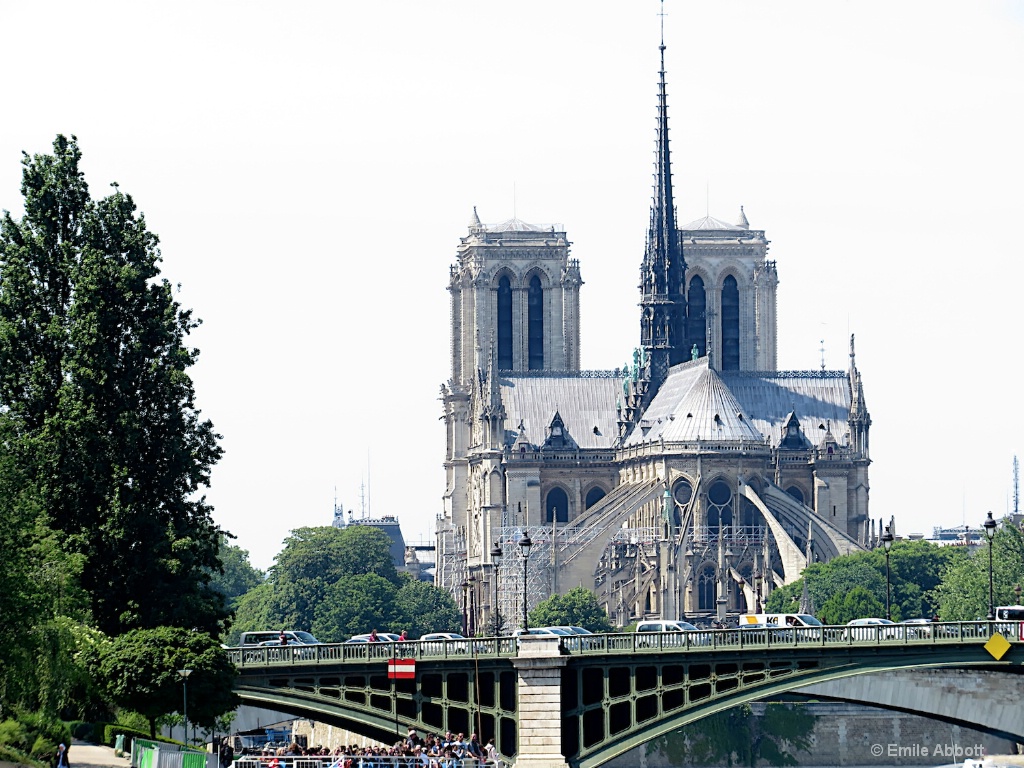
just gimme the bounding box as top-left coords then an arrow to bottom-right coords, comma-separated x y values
369,629 -> 379,642
279,630 -> 288,645
53,743 -> 70,768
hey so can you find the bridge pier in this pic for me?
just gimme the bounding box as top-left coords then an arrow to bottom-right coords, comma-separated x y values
512,637 -> 569,768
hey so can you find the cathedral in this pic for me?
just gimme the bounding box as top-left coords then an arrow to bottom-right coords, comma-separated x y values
436,38 -> 872,630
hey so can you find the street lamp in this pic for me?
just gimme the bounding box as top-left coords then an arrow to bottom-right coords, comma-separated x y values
881,526 -> 894,621
519,533 -> 533,631
177,668 -> 193,746
983,511 -> 997,620
461,580 -> 470,636
490,541 -> 503,635
468,576 -> 477,636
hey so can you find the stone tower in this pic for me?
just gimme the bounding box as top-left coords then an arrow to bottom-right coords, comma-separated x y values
448,210 -> 581,385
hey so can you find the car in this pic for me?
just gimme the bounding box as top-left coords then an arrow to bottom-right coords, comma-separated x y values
419,632 -> 471,654
347,632 -> 402,642
238,630 -> 320,647
549,626 -> 594,635
899,618 -> 933,638
258,639 -> 319,659
845,618 -> 901,640
635,620 -> 709,648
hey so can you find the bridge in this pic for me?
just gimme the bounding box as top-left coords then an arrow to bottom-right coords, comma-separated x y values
228,623 -> 1024,768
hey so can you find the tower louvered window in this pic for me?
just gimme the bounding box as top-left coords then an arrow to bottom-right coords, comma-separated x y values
721,275 -> 740,371
497,276 -> 512,369
686,276 -> 707,358
528,275 -> 544,370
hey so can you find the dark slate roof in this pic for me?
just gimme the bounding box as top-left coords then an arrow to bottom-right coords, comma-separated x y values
623,358 -> 853,449
500,372 -> 621,450
721,370 -> 853,447
623,359 -> 764,445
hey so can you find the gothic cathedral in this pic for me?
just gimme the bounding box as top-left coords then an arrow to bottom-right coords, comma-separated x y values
437,39 -> 872,630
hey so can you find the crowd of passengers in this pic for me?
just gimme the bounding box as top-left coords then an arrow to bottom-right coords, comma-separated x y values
246,728 -> 500,768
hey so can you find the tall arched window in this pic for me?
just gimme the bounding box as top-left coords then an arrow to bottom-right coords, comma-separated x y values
707,480 -> 733,531
585,487 -> 607,509
497,276 -> 512,369
545,487 -> 569,523
698,565 -> 717,611
528,275 -> 544,370
686,276 -> 706,359
721,275 -> 740,371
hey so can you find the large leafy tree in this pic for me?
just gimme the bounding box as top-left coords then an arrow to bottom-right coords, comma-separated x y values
100,626 -> 238,739
930,524 -> 1024,620
528,587 -> 613,632
393,579 -> 461,638
0,135 -> 227,636
209,537 -> 264,608
765,540 -> 956,622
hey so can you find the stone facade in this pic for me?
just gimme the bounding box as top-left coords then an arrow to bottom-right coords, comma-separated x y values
436,40 -> 874,629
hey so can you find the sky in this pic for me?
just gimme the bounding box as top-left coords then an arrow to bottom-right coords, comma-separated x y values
1,1 -> 1023,572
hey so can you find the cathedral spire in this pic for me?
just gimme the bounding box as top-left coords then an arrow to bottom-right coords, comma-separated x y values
640,20 -> 688,392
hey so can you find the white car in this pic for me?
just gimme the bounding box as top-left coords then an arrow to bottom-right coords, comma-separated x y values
845,618 -> 901,640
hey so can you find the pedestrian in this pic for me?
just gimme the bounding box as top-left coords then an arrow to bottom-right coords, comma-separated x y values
219,739 -> 234,768
369,629 -> 379,642
53,743 -> 71,768
399,629 -> 408,641
279,630 -> 288,645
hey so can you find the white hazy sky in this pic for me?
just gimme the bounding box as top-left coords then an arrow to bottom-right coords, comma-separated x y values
2,1 -> 1022,571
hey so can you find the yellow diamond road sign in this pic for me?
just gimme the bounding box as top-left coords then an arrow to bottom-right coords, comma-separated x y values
984,632 -> 1011,660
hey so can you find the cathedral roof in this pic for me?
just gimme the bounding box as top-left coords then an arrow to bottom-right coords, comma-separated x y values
488,217 -> 546,233
622,359 -> 855,450
499,373 -> 621,450
624,359 -> 765,445
720,369 -> 853,448
679,214 -> 747,232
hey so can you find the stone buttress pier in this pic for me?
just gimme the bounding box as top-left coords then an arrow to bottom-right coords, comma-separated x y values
512,636 -> 569,768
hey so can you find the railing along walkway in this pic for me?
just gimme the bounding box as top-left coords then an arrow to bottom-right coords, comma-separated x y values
558,621 -> 1023,654
228,621 -> 1021,668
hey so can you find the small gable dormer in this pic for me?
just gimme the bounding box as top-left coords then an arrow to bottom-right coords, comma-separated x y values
779,411 -> 811,450
542,411 -> 579,451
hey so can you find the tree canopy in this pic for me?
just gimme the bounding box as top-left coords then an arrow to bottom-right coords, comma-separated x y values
528,587 -> 613,632
0,135 -> 228,637
100,626 -> 238,739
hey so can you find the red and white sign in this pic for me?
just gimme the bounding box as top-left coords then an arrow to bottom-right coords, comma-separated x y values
387,658 -> 416,680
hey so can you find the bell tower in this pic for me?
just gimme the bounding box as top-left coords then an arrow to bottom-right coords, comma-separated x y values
448,209 -> 581,386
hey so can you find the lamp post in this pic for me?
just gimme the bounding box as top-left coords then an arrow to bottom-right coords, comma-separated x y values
983,511 -> 997,620
177,668 -> 193,746
881,526 -> 894,621
461,580 -> 470,636
519,533 -> 532,631
468,576 -> 477,636
490,541 -> 503,635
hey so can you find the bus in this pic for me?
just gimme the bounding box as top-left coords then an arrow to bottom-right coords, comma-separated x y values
994,605 -> 1024,621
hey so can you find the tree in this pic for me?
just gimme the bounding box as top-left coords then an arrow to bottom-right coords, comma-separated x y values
764,541 -> 956,622
930,525 -> 1024,620
0,135 -> 228,637
209,537 -> 264,608
313,574 -> 402,641
817,585 -> 884,625
528,587 -> 613,632
100,626 -> 237,738
245,525 -> 401,632
393,579 -> 461,638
